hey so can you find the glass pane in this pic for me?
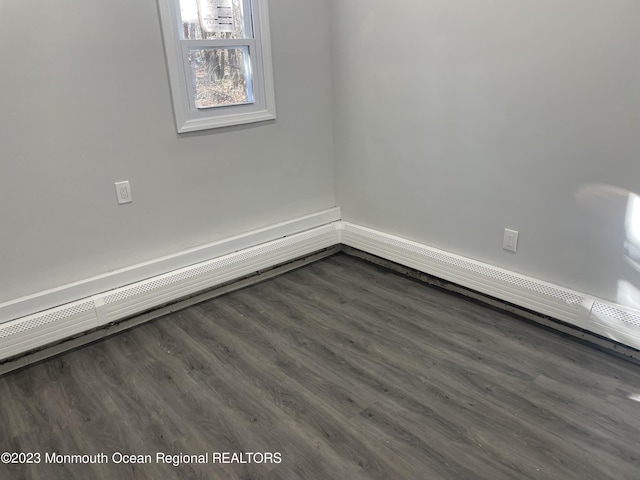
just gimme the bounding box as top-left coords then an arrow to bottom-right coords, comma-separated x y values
180,0 -> 248,40
189,48 -> 253,108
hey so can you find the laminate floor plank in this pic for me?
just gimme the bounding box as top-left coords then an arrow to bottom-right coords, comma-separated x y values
1,253 -> 640,479
196,277 -> 636,479
177,309 -> 402,480
191,303 -> 376,420
292,261 -> 562,380
148,315 -> 377,480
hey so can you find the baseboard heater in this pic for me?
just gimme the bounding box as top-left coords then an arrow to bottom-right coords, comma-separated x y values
340,223 -> 640,356
0,223 -> 340,362
2,220 -> 640,368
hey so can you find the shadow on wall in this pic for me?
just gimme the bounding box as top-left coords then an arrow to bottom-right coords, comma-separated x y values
576,183 -> 640,342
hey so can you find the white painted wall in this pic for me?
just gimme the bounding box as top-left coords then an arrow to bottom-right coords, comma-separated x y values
332,0 -> 640,304
0,0 -> 335,306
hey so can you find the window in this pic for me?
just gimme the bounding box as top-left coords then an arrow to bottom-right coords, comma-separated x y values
157,0 -> 276,132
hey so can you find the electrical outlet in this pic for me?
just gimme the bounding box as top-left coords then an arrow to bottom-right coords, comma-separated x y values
503,229 -> 518,253
114,181 -> 132,205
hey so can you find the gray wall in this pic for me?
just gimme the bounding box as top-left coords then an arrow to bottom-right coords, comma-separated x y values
3,0 -> 639,312
332,0 -> 640,304
0,0 -> 336,304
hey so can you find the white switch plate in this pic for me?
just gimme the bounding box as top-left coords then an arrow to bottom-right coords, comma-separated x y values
114,181 -> 132,205
503,228 -> 518,253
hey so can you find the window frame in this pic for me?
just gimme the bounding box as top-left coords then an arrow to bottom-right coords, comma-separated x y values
157,0 -> 276,133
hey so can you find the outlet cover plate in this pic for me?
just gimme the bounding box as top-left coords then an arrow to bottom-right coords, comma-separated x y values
503,228 -> 518,253
115,181 -> 132,205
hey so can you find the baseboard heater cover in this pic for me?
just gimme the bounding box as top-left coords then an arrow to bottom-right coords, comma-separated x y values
0,223 -> 340,361
0,299 -> 98,360
3,220 -> 640,363
341,222 -> 640,352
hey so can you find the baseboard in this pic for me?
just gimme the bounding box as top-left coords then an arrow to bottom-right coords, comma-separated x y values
0,210 -> 342,362
3,215 -> 640,367
0,208 -> 341,324
340,222 -> 640,354
0,246 -> 341,376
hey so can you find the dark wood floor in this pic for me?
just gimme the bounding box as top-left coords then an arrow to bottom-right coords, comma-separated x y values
1,253 -> 640,480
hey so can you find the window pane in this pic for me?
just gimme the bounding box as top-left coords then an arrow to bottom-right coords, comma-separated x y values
189,48 -> 253,108
180,0 -> 248,39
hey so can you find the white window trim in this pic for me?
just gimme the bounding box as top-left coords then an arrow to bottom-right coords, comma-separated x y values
157,0 -> 276,133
